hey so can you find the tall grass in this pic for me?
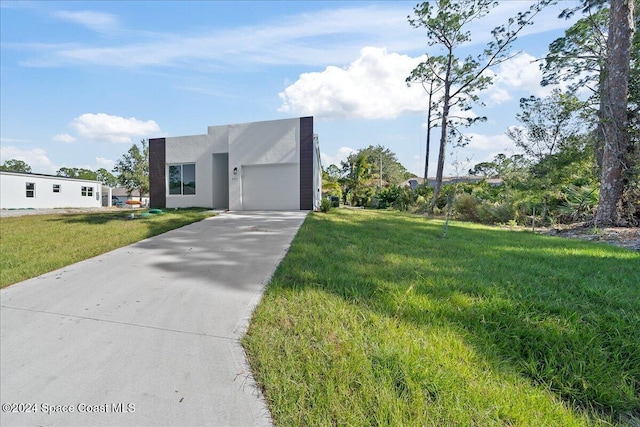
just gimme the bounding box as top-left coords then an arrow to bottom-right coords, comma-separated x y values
0,209 -> 213,287
243,209 -> 640,426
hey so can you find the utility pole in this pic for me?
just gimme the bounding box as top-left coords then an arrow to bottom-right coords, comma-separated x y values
379,152 -> 383,190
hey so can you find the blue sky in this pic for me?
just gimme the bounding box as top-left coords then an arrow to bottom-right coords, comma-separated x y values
0,0 -> 581,178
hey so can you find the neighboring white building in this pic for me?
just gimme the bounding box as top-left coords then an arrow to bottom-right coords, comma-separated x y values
0,171 -> 103,210
149,117 -> 322,211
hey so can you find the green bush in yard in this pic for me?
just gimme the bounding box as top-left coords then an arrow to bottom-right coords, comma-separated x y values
378,185 -> 417,211
453,192 -> 479,221
478,200 -> 515,224
320,198 -> 332,213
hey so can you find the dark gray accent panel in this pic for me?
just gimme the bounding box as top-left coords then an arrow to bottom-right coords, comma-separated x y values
299,116 -> 314,210
149,138 -> 166,209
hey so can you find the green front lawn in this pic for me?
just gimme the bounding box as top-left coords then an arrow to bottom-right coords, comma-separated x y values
0,208 -> 214,288
243,209 -> 640,426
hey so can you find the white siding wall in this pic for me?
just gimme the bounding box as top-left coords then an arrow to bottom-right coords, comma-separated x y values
0,172 -> 102,209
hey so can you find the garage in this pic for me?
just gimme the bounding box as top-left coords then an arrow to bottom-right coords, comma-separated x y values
241,163 -> 299,210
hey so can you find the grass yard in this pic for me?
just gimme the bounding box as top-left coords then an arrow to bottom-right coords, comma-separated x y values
243,209 -> 640,426
0,208 -> 214,288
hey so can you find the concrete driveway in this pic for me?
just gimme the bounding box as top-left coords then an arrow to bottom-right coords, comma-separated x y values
0,211 -> 308,427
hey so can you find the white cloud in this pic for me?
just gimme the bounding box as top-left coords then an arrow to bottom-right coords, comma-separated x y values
69,113 -> 160,144
0,146 -> 57,174
280,47 -> 565,121
95,157 -> 115,171
52,133 -> 76,143
321,146 -> 356,168
482,53 -> 554,105
52,10 -> 119,33
0,137 -> 32,144
464,132 -> 516,153
495,54 -> 540,89
485,85 -> 512,105
280,47 -> 427,120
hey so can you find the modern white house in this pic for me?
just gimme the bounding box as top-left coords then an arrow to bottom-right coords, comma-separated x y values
0,171 -> 104,210
149,117 -> 322,211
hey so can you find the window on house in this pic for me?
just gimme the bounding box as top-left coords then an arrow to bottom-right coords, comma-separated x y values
169,164 -> 196,195
26,182 -> 35,198
53,184 -> 61,193
81,186 -> 94,197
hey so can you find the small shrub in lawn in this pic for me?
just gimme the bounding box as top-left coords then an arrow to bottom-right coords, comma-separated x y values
320,198 -> 332,213
416,183 -> 434,201
558,185 -> 598,222
379,185 -> 417,211
478,200 -> 515,224
436,184 -> 458,210
453,192 -> 479,221
412,195 -> 431,214
395,186 -> 418,211
377,185 -> 401,209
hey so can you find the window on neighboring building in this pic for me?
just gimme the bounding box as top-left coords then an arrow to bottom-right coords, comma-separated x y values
53,184 -> 61,193
169,164 -> 196,195
81,186 -> 94,197
26,182 -> 35,198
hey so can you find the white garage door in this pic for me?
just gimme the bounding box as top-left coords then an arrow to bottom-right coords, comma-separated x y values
242,164 -> 299,210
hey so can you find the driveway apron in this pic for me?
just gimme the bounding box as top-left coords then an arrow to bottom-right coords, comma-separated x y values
0,211 -> 308,427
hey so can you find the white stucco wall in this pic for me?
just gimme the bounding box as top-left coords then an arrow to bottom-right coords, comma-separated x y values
228,118 -> 300,211
164,130 -> 228,209
212,153 -> 229,209
0,172 -> 102,209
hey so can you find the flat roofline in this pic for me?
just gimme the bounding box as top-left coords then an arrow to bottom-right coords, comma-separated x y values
0,170 -> 102,184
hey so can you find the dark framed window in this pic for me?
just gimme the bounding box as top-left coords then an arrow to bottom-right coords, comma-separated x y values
53,184 -> 61,193
26,182 -> 35,198
169,164 -> 196,195
81,186 -> 94,197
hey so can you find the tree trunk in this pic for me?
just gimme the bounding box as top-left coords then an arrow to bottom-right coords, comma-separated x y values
595,67 -> 607,171
424,81 -> 435,181
595,0 -> 635,226
430,87 -> 450,212
429,54 -> 453,213
424,117 -> 432,181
